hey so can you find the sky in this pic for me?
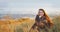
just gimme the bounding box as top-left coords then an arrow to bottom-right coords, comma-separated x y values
0,0 -> 60,15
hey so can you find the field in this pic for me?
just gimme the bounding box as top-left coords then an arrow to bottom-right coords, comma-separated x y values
0,15 -> 60,32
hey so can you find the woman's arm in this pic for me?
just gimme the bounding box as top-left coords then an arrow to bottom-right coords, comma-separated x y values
35,15 -> 39,25
35,15 -> 39,22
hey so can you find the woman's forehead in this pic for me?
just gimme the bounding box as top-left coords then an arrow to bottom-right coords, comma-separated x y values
39,10 -> 43,12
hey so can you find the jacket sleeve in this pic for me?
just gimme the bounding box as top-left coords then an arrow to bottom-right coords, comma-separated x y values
35,15 -> 39,22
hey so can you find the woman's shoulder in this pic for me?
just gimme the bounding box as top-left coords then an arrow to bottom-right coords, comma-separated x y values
36,15 -> 39,17
42,16 -> 46,20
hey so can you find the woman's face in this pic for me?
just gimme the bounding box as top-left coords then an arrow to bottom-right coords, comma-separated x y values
39,10 -> 44,16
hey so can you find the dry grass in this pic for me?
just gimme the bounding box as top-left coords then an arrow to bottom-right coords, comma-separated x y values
0,15 -> 60,32
0,16 -> 35,32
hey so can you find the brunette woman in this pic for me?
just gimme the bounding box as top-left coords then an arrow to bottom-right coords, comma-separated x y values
32,9 -> 54,32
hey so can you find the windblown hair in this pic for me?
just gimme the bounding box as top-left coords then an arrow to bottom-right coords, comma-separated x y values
37,9 -> 54,28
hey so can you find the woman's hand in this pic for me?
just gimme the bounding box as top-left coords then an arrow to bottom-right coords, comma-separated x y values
38,22 -> 44,27
35,21 -> 38,26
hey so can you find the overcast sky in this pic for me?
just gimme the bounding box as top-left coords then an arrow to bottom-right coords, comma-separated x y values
0,0 -> 60,15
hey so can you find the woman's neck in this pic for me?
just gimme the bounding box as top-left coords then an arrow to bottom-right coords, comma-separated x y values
39,15 -> 44,18
39,16 -> 42,18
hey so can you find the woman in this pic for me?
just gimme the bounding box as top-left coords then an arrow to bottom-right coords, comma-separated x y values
32,9 -> 54,32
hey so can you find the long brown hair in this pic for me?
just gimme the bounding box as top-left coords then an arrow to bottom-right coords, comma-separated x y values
38,9 -> 54,28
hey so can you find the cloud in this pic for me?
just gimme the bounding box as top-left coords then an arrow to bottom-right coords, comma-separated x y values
0,0 -> 9,8
0,0 -> 60,15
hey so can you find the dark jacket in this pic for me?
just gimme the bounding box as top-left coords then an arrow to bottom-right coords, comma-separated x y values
32,15 -> 51,29
35,15 -> 46,22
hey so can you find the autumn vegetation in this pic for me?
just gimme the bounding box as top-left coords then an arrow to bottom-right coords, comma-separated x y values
0,15 -> 60,32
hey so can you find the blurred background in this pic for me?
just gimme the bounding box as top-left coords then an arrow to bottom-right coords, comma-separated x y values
0,0 -> 60,32
0,0 -> 60,18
